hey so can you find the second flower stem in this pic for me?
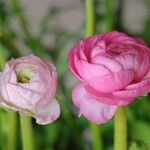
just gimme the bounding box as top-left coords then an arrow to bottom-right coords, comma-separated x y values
86,0 -> 103,150
86,0 -> 95,36
90,123 -> 103,150
114,107 -> 127,150
20,116 -> 34,150
6,111 -> 17,150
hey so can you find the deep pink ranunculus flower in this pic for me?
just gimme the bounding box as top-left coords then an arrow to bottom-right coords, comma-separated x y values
68,31 -> 150,124
0,55 -> 60,125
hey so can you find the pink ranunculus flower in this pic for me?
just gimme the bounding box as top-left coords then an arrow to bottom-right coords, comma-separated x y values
0,55 -> 60,125
68,31 -> 150,124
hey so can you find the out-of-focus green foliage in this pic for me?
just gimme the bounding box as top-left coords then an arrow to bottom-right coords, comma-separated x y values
0,0 -> 150,150
129,142 -> 147,150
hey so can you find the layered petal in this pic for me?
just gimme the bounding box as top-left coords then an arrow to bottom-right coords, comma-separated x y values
72,84 -> 118,124
126,79 -> 150,90
84,84 -> 133,106
84,69 -> 135,93
115,46 -> 150,80
91,54 -> 123,73
34,98 -> 60,125
113,79 -> 150,103
76,60 -> 111,81
68,49 -> 83,81
102,31 -> 139,46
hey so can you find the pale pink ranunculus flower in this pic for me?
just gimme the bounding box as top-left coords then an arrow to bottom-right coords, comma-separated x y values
68,31 -> 150,124
0,55 -> 60,125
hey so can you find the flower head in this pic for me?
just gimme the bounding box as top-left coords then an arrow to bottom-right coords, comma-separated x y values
68,31 -> 150,124
0,55 -> 60,125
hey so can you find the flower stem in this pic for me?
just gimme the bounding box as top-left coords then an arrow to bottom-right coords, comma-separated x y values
90,123 -> 103,150
102,0 -> 113,32
6,111 -> 17,150
20,116 -> 34,150
86,0 -> 95,37
86,0 -> 103,150
114,107 -> 127,150
0,46 -> 17,150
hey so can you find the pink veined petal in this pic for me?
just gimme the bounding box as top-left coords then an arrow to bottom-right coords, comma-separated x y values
85,35 -> 102,47
143,52 -> 150,79
115,45 -> 149,80
90,40 -> 106,58
68,49 -> 83,81
113,83 -> 150,101
84,84 -> 133,106
72,84 -> 118,124
131,47 -> 149,79
112,79 -> 150,104
86,69 -> 135,93
34,98 -> 60,125
8,55 -> 46,69
91,54 -> 123,73
76,60 -> 111,81
125,79 -> 150,90
17,81 -> 46,95
144,69 -> 150,79
115,53 -> 142,78
102,31 -> 134,45
2,83 -> 41,109
83,35 -> 103,57
75,41 -> 88,61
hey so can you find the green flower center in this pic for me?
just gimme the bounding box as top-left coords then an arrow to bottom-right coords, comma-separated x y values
17,69 -> 33,83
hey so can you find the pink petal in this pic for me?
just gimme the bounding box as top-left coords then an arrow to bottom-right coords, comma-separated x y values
115,47 -> 150,80
3,83 -> 40,109
125,79 -> 150,90
113,80 -> 150,101
84,84 -> 132,106
76,60 -> 111,81
85,69 -> 135,93
143,52 -> 150,79
144,69 -> 150,79
72,84 -> 118,124
90,40 -> 106,57
68,50 -> 83,81
34,98 -> 60,125
77,41 -> 88,61
91,54 -> 123,73
102,31 -> 136,45
115,53 -> 138,69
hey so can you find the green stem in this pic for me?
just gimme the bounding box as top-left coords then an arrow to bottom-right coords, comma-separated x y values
86,0 -> 103,150
20,116 -> 34,150
6,111 -> 17,150
114,107 -> 127,150
0,45 -> 17,150
86,0 -> 95,37
103,0 -> 113,32
90,123 -> 103,150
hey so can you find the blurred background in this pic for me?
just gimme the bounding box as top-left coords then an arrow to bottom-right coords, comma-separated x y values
0,0 -> 150,150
